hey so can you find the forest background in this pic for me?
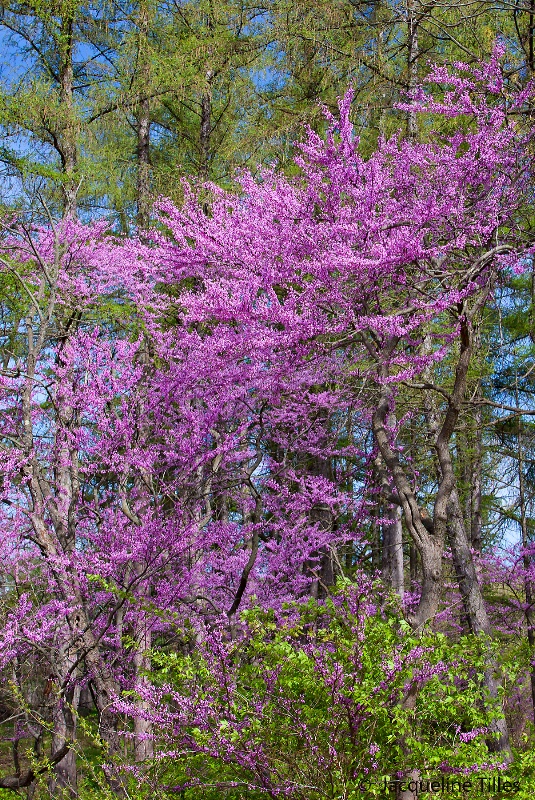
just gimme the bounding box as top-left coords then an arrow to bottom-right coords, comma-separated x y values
0,1 -> 535,799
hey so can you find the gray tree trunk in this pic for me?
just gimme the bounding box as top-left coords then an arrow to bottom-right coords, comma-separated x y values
382,504 -> 404,600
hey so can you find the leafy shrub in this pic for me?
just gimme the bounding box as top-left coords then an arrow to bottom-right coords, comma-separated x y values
127,578 -> 510,798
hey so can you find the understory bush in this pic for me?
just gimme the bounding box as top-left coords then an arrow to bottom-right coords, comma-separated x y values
116,579 -> 528,799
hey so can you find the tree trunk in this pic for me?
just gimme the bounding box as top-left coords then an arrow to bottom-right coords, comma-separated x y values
199,3 -> 215,180
406,0 -> 419,139
421,326 -> 511,756
398,769 -> 420,800
199,75 -> 213,180
516,393 -> 535,724
48,651 -> 79,798
421,326 -> 511,757
529,0 -> 535,71
470,406 -> 483,552
308,455 -> 337,599
59,10 -> 78,218
133,624 -> 153,762
447,490 -> 489,635
382,504 -> 404,600
372,374 -> 444,631
409,541 -> 418,587
381,415 -> 404,600
82,636 -> 124,793
132,561 -> 154,762
446,488 -> 511,755
136,0 -> 151,228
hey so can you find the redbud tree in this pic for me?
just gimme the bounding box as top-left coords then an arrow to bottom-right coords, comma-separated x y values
0,50 -> 533,794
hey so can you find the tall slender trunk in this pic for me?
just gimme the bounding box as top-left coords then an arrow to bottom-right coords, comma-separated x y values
382,504 -> 404,600
373,385 -> 444,630
200,73 -> 213,180
136,0 -> 151,228
199,1 -> 215,179
133,612 -> 153,762
128,342 -> 155,760
421,345 -> 511,755
516,387 -> 535,723
406,0 -> 419,139
372,314 -> 474,632
59,10 -> 77,218
445,488 -> 511,753
308,453 -> 337,599
370,465 -> 382,571
470,405 -> 483,552
392,506 -> 404,599
373,316 -> 511,755
466,330 -> 484,553
529,0 -> 535,71
409,541 -> 418,586
81,631 -> 125,795
381,416 -> 404,600
18,244 -> 125,795
50,325 -> 81,795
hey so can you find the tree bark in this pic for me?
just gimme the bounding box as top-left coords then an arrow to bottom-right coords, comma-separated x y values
136,0 -> 151,228
200,74 -> 214,180
381,415 -> 404,600
406,0 -> 419,139
199,2 -> 215,179
59,9 -> 78,218
16,235 -> 125,795
470,406 -> 483,552
308,455 -> 337,599
445,489 -> 510,754
48,651 -> 80,798
420,325 -> 511,756
372,369 -> 444,630
382,504 -> 404,600
133,618 -> 154,762
516,391 -> 535,724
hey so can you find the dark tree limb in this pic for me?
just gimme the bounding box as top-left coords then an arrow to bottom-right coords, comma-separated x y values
0,743 -> 70,790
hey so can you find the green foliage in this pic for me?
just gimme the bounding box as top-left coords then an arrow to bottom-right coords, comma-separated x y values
145,587 -> 514,798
